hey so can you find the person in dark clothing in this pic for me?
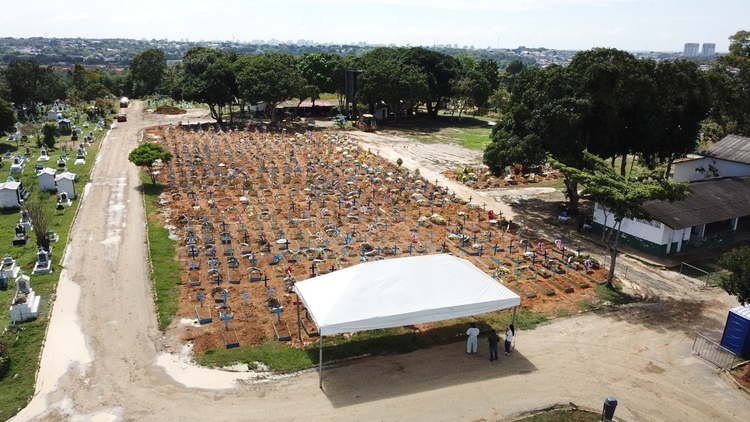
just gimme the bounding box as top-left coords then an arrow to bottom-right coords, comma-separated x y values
488,329 -> 500,361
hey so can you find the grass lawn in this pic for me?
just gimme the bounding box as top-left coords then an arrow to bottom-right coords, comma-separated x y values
383,114 -> 495,151
0,114 -> 110,421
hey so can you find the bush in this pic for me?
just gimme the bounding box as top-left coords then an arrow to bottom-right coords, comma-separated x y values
0,343 -> 9,380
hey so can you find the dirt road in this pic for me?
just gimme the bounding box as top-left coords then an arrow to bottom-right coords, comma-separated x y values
12,106 -> 750,421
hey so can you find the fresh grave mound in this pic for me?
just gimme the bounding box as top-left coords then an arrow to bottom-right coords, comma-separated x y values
154,105 -> 187,115
145,124 -> 613,354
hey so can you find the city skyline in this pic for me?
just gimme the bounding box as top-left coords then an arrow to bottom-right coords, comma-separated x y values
2,0 -> 746,52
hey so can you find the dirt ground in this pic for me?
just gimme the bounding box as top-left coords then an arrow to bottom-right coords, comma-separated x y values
11,104 -> 750,422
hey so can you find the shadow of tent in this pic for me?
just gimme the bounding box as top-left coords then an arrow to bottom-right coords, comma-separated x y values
317,339 -> 538,408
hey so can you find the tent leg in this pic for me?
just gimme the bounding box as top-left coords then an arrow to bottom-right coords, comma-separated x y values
319,334 -> 324,389
512,306 -> 517,328
296,292 -> 301,341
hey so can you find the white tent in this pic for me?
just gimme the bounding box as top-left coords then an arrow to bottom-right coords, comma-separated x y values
294,254 -> 521,386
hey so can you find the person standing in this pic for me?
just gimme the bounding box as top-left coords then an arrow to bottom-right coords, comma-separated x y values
488,329 -> 500,361
466,322 -> 480,354
504,324 -> 515,355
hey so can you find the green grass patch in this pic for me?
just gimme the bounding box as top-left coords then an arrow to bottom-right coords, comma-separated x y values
0,112 -> 110,421
577,299 -> 596,313
384,114 -> 494,151
141,176 -> 181,331
594,283 -> 635,306
672,259 -> 726,286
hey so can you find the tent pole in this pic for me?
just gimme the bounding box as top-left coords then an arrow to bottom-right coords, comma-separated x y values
512,306 -> 517,327
319,334 -> 324,389
296,292 -> 301,341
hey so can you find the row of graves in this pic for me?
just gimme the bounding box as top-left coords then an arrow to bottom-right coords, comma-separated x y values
148,123 -> 612,353
2,210 -> 55,324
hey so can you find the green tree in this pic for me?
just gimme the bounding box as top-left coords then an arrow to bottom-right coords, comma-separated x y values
297,52 -> 345,105
651,59 -> 709,176
552,151 -> 689,287
0,98 -> 15,135
3,59 -> 65,110
235,52 -> 305,122
706,30 -> 750,138
128,142 -> 173,185
401,47 -> 460,117
717,246 -> 750,305
179,47 -> 237,124
67,63 -> 111,102
41,121 -> 57,149
129,48 -> 166,97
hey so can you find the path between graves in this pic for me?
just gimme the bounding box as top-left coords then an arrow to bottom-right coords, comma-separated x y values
11,104 -> 750,421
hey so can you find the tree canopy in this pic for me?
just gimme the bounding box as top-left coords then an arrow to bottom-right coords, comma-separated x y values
718,246 -> 750,305
129,48 -> 166,97
128,142 -> 173,185
235,52 -> 305,122
179,47 -> 237,124
2,59 -> 65,110
484,47 -> 707,213
0,98 -> 15,135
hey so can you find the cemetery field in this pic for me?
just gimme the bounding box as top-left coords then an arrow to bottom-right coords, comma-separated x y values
383,114 -> 496,151
143,123 -> 618,359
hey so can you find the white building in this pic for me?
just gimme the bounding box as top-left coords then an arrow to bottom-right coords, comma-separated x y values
684,43 -> 700,57
54,171 -> 77,199
37,167 -> 57,192
593,135 -> 750,257
702,43 -> 716,56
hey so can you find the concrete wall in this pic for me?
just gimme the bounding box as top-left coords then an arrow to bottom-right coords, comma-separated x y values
0,189 -> 21,208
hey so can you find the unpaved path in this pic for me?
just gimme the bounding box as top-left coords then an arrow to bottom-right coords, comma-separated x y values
12,107 -> 750,421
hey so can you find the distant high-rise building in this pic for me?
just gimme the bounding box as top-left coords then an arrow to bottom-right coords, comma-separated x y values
684,43 -> 700,57
701,43 -> 716,56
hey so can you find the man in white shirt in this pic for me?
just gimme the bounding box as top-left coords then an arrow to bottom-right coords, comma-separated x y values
466,322 -> 480,353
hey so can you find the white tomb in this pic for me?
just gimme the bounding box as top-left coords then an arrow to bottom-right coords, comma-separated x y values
10,273 -> 40,323
37,147 -> 50,162
1,254 -> 20,280
57,191 -> 72,208
19,209 -> 32,232
55,171 -> 76,199
37,167 -> 57,191
32,247 -> 52,274
10,155 -> 25,174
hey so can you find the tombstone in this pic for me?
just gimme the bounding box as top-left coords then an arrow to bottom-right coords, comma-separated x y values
10,155 -> 25,174
13,223 -> 28,246
37,166 -> 57,191
19,209 -> 32,231
32,247 -> 52,274
37,147 -> 50,162
10,273 -> 41,323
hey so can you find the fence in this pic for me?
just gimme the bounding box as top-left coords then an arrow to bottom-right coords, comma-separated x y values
692,333 -> 739,370
679,262 -> 712,289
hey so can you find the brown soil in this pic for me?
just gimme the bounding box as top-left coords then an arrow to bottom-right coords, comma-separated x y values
146,125 -> 612,354
154,105 -> 187,115
731,362 -> 750,390
442,166 -> 564,190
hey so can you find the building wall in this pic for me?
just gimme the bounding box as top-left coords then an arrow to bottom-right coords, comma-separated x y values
592,202 -> 691,257
0,189 -> 21,208
673,157 -> 750,182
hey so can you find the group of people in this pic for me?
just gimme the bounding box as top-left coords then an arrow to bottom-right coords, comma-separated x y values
466,322 -> 515,362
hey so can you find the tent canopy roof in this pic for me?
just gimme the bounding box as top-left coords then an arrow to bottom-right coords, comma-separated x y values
294,254 -> 521,336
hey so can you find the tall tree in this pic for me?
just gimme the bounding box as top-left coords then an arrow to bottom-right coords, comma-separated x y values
401,47 -> 460,118
2,59 -> 65,111
235,52 -> 305,122
297,52 -> 345,106
129,48 -> 166,97
179,47 -> 237,124
0,98 -> 15,135
718,246 -> 750,305
128,142 -> 173,185
552,151 -> 689,287
67,63 -> 111,102
651,59 -> 709,176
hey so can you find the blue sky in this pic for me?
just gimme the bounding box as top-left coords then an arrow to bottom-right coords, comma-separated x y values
2,0 -> 747,52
